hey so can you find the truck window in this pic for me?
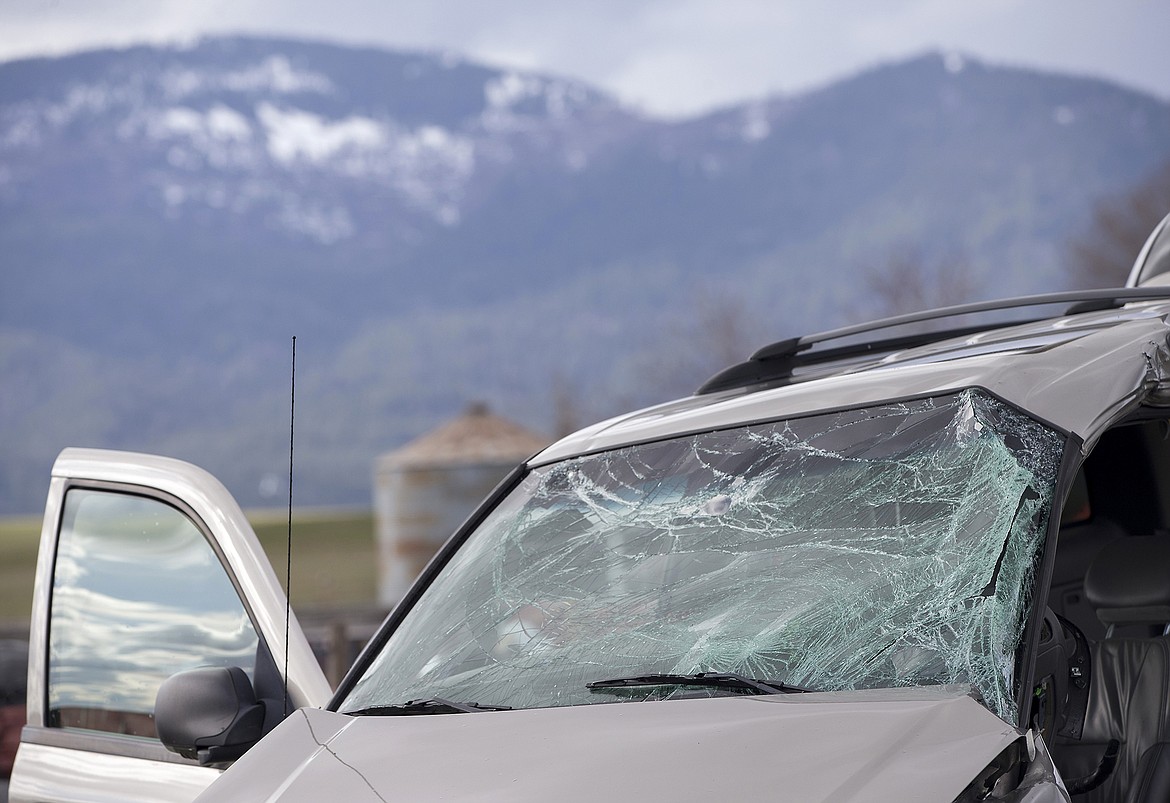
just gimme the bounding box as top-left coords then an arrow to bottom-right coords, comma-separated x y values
47,488 -> 259,740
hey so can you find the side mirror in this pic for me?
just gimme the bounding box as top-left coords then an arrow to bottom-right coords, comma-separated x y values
155,666 -> 266,765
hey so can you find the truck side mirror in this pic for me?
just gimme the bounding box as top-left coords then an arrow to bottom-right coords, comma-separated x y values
155,666 -> 266,766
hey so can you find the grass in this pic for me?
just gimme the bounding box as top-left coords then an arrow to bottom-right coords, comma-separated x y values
251,509 -> 379,611
0,516 -> 42,632
0,509 -> 378,628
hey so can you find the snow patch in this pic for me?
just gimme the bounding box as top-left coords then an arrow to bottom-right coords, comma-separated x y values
417,125 -> 453,150
485,72 -> 591,122
943,52 -> 965,74
207,106 -> 252,141
388,127 -> 475,203
38,82 -> 136,127
226,56 -> 333,94
160,56 -> 334,101
163,184 -> 186,207
273,199 -> 355,243
1,115 -> 42,148
407,125 -> 473,172
251,104 -> 474,226
134,104 -> 256,170
486,73 -> 544,110
155,176 -> 277,221
741,104 -> 771,142
257,103 -> 385,164
138,103 -> 253,143
1,79 -> 145,142
159,107 -> 204,137
542,81 -> 590,119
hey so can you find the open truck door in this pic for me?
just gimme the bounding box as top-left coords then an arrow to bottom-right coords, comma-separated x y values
10,448 -> 330,803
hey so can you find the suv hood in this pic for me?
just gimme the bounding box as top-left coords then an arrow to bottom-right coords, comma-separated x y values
197,687 -> 1023,802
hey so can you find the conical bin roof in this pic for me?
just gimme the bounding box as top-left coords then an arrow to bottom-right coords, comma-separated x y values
378,403 -> 550,471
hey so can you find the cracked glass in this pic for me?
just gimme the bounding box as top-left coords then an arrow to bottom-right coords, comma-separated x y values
343,390 -> 1063,722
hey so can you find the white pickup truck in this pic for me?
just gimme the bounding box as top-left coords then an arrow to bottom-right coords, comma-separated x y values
11,216 -> 1170,802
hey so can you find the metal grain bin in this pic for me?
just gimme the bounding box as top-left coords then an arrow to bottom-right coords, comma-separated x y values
374,403 -> 550,605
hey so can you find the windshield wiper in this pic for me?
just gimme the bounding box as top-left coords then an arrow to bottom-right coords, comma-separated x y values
586,672 -> 811,695
346,697 -> 512,716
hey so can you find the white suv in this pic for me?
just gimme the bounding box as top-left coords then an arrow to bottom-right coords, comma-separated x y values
13,215 -> 1170,802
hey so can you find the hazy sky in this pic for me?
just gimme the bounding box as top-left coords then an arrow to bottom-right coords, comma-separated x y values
2,0 -> 1168,117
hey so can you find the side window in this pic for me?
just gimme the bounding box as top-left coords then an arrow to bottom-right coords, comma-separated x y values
47,488 -> 259,740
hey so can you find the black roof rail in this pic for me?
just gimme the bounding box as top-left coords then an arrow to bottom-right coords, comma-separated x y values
697,287 -> 1170,396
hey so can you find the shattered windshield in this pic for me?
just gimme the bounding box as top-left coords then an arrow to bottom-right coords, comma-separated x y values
343,390 -> 1063,722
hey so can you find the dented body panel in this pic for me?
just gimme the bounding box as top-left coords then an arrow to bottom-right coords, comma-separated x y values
206,688 -> 1038,803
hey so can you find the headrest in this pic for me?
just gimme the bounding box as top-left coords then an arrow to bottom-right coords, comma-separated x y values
1084,537 -> 1170,626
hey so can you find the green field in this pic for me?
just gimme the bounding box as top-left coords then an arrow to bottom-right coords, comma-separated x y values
250,509 -> 379,609
0,516 -> 41,630
0,509 -> 378,628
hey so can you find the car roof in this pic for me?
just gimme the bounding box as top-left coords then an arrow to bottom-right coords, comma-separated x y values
535,290 -> 1170,465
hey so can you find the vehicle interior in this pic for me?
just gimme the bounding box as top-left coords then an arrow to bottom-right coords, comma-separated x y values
1042,412 -> 1170,802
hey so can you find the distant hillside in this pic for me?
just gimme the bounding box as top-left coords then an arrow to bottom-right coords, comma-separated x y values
2,37 -> 1169,513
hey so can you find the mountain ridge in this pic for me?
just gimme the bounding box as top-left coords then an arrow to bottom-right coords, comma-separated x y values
2,36 -> 1168,513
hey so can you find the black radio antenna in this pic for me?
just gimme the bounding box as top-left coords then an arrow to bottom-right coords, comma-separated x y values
284,335 -> 296,717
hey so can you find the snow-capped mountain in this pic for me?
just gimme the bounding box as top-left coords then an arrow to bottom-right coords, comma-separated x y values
1,38 -> 626,244
2,37 -> 1169,513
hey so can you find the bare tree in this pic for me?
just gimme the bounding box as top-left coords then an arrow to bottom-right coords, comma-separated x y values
549,371 -> 583,438
1069,160 -> 1170,289
692,290 -> 760,371
860,246 -> 976,319
583,287 -> 767,417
